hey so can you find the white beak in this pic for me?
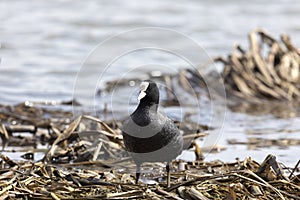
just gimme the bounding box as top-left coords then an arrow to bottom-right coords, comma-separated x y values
138,91 -> 146,100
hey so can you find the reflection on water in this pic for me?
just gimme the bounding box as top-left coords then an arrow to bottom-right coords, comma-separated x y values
216,100 -> 300,166
228,101 -> 300,118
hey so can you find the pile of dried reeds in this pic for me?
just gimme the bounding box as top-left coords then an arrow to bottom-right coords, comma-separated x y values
0,102 -> 299,199
219,29 -> 300,101
0,102 -> 208,164
1,154 -> 299,199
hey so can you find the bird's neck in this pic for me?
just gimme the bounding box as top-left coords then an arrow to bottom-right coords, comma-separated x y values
131,102 -> 158,126
136,101 -> 158,113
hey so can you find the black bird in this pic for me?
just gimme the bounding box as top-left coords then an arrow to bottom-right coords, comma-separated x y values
122,80 -> 183,187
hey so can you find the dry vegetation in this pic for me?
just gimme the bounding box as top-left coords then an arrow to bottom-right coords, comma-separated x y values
0,102 -> 299,199
218,29 -> 300,102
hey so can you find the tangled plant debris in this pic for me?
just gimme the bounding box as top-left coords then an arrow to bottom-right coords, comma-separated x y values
0,102 -> 299,199
218,29 -> 300,102
0,153 -> 300,199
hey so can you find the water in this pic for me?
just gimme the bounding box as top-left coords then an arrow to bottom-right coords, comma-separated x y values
1,0 -> 300,166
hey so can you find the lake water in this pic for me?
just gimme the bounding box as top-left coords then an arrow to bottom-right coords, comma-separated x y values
1,0 -> 300,166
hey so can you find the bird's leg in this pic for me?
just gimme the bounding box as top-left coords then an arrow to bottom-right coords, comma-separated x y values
166,162 -> 170,188
136,164 -> 141,184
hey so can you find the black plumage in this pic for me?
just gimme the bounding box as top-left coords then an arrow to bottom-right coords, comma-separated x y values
122,80 -> 183,187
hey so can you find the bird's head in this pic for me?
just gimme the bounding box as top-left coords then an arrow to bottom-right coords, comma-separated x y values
138,80 -> 159,106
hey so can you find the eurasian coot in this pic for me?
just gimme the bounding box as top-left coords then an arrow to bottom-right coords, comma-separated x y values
122,80 -> 183,187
